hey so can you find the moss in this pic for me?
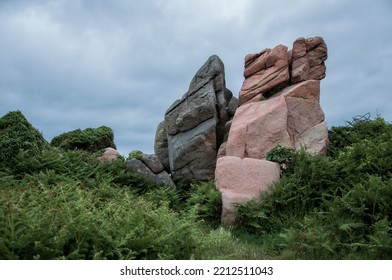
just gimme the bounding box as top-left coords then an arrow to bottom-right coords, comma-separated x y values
51,126 -> 116,152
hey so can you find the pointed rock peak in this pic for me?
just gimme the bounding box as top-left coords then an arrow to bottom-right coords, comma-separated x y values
156,54 -> 235,182
189,55 -> 225,95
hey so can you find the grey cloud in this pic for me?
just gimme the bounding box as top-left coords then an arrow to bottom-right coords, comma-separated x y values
1,0 -> 392,156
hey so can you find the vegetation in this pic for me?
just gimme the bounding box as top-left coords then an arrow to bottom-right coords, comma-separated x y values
236,114 -> 392,259
0,111 -> 48,168
1,111 -> 392,259
50,126 -> 116,152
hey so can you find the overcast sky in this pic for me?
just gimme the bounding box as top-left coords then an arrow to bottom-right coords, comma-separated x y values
1,0 -> 391,156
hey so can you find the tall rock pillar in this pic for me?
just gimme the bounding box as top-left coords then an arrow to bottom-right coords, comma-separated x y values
216,36 -> 329,225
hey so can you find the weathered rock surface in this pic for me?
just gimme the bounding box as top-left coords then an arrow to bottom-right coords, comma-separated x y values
155,55 -> 237,182
97,147 -> 120,163
154,120 -> 170,171
226,80 -> 328,159
238,37 -> 327,106
216,36 -> 328,225
291,37 -> 327,84
239,45 -> 290,105
215,156 -> 280,225
127,152 -> 175,188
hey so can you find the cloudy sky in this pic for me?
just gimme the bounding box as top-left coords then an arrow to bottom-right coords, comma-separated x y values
1,0 -> 391,156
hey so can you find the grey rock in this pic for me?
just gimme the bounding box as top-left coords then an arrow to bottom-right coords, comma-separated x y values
162,55 -> 232,182
154,120 -> 170,171
126,158 -> 175,188
140,153 -> 164,174
168,118 -> 217,181
227,96 -> 238,117
165,83 -> 217,135
156,171 -> 176,189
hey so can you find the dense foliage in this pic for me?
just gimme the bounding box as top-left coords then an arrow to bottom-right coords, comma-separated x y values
50,126 -> 116,152
0,111 -> 48,168
1,111 -> 391,259
236,115 -> 392,259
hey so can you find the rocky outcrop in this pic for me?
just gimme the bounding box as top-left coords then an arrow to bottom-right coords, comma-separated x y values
226,80 -> 328,159
238,36 -> 327,106
127,151 -> 176,188
155,55 -> 237,182
216,36 -> 328,225
239,45 -> 290,105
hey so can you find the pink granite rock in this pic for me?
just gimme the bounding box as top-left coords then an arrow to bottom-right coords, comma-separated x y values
295,121 -> 329,155
238,37 -> 327,106
97,147 -> 120,163
226,95 -> 291,159
215,156 -> 281,225
290,37 -> 327,84
239,45 -> 290,105
226,80 -> 327,159
214,37 -> 329,225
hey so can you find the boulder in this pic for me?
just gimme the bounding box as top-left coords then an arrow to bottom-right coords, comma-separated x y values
140,153 -> 165,174
215,156 -> 281,225
163,55 -> 232,181
225,80 -> 328,159
290,37 -> 327,84
226,95 -> 291,159
238,36 -> 327,106
239,45 -> 290,105
97,147 -> 120,163
126,157 -> 176,188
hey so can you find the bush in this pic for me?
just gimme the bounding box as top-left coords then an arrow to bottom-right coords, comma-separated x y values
186,181 -> 222,227
0,111 -> 48,168
50,126 -> 116,152
266,145 -> 295,166
0,179 -> 198,260
235,115 -> 392,259
328,114 -> 392,158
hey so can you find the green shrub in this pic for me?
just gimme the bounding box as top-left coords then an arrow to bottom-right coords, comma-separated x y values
277,177 -> 392,259
186,181 -> 222,227
50,126 -> 116,152
235,115 -> 392,259
0,180 -> 198,260
266,145 -> 295,166
0,111 -> 48,168
128,150 -> 143,160
328,114 -> 392,158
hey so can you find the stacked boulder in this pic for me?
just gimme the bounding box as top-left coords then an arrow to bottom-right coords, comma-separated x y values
155,55 -> 237,182
127,151 -> 176,188
216,36 -> 328,225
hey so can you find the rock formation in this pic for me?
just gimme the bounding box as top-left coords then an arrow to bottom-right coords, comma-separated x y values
155,55 -> 237,182
127,151 -> 176,188
216,36 -> 328,225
